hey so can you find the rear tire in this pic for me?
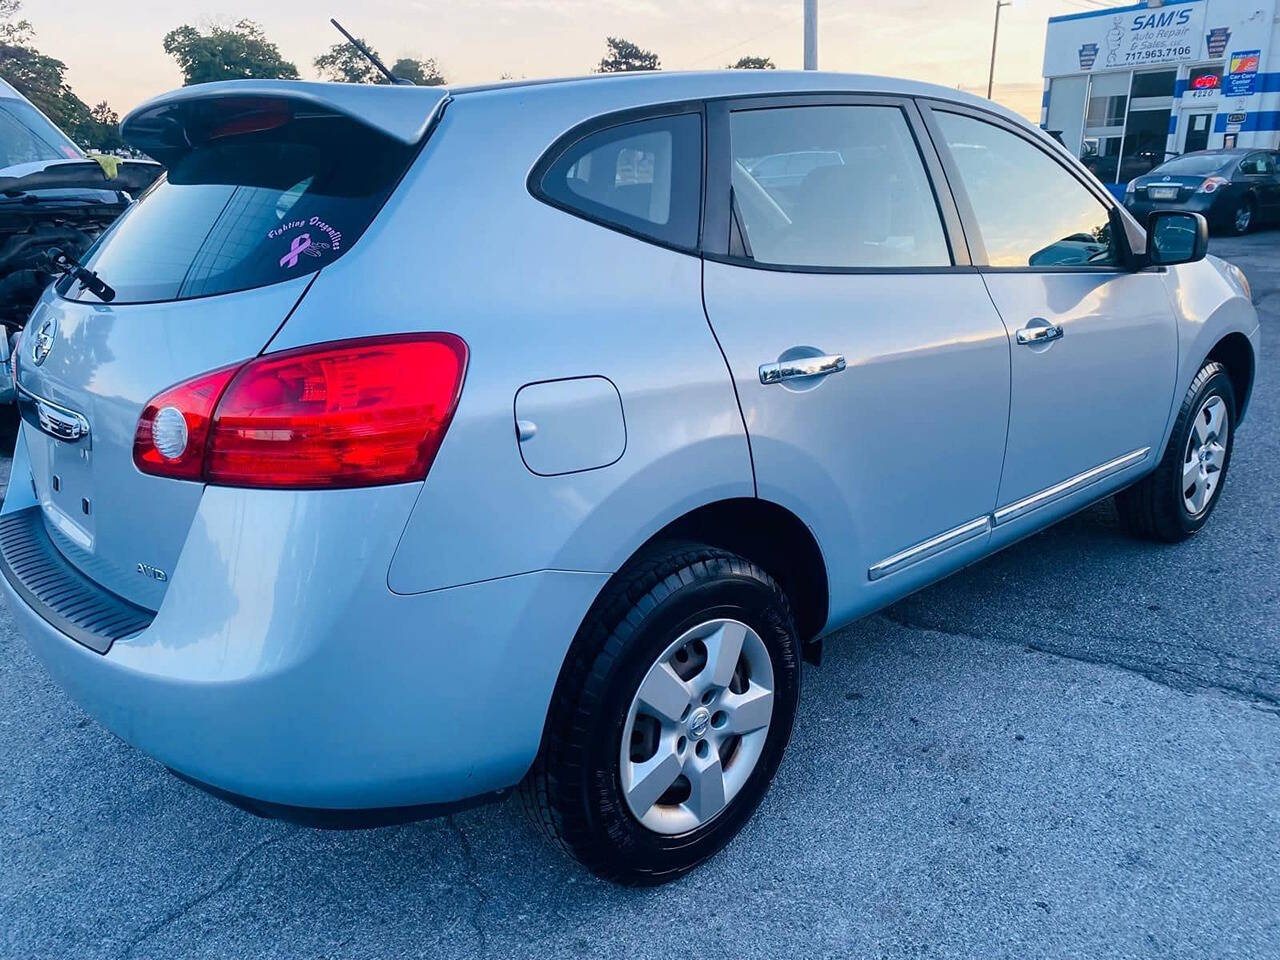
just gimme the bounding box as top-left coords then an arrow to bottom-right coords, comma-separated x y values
1116,361 -> 1235,543
1229,197 -> 1255,235
521,542 -> 800,885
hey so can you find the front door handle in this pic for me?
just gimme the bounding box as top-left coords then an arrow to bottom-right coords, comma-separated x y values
759,354 -> 846,385
1015,322 -> 1064,346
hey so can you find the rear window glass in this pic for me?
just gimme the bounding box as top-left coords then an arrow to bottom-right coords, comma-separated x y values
1151,154 -> 1234,176
61,114 -> 417,304
534,112 -> 702,250
0,99 -> 82,168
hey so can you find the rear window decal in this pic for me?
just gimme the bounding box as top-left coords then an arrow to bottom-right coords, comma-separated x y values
278,232 -> 330,268
271,217 -> 343,270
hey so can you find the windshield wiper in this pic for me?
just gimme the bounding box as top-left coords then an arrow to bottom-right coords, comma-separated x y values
47,247 -> 115,303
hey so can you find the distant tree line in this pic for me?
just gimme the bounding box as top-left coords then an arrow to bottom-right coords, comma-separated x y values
0,5 -> 778,152
0,0 -> 124,151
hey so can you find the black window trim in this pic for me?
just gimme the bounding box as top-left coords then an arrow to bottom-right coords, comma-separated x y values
916,98 -> 1138,275
526,99 -> 707,257
701,92 -> 975,275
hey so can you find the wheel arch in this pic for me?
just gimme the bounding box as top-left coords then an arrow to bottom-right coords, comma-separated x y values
638,498 -> 830,644
563,496 -> 830,669
1206,331 -> 1256,424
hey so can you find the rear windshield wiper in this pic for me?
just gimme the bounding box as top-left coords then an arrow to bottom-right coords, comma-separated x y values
48,247 -> 115,303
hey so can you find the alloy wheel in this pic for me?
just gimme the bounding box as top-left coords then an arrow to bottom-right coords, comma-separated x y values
620,619 -> 775,835
1183,394 -> 1229,516
1234,203 -> 1252,234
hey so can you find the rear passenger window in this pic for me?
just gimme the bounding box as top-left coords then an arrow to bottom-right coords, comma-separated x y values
729,105 -> 952,269
535,113 -> 702,250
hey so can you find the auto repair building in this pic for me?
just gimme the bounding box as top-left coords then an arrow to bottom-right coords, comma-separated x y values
1041,0 -> 1279,189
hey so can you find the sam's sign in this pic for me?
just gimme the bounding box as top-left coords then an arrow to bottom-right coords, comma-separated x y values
1044,0 -> 1208,75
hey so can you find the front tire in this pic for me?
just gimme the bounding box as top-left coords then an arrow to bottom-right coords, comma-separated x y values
521,543 -> 800,884
1117,361 -> 1236,542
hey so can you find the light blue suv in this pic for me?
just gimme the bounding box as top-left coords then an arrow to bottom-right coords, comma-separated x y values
1,72 -> 1259,884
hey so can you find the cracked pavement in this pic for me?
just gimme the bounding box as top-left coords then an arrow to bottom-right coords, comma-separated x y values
2,232 -> 1278,959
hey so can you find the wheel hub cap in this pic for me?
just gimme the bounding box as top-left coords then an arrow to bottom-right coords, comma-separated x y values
619,618 -> 775,835
1182,394 -> 1229,517
687,707 -> 711,740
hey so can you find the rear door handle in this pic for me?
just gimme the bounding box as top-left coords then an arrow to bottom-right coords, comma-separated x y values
1015,322 -> 1064,346
759,354 -> 846,385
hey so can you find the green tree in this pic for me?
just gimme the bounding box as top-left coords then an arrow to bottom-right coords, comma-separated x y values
313,38 -> 382,84
391,57 -> 445,86
596,36 -> 659,73
162,19 -> 298,86
728,55 -> 775,69
0,0 -> 30,45
0,0 -> 103,149
88,101 -> 123,151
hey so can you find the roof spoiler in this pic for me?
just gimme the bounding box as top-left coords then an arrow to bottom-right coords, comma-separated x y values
122,80 -> 450,165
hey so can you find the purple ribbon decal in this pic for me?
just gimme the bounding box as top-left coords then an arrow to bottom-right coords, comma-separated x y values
279,233 -> 312,268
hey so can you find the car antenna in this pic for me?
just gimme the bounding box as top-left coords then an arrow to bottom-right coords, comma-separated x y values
329,19 -> 413,85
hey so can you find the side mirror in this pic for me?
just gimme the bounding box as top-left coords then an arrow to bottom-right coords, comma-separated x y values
1146,210 -> 1209,266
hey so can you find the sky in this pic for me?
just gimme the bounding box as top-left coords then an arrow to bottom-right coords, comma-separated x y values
27,0 -> 1118,122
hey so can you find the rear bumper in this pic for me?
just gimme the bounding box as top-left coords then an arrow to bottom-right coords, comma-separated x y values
2,478 -> 608,812
1124,193 -> 1224,226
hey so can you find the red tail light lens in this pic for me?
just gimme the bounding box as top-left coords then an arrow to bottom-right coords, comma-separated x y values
134,334 -> 468,489
134,366 -> 240,481
1198,176 -> 1230,194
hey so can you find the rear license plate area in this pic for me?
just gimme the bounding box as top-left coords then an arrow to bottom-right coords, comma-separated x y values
1148,186 -> 1179,200
26,433 -> 97,552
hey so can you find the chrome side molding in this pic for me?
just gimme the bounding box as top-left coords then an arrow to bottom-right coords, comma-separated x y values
868,446 -> 1152,580
993,447 -> 1150,526
868,515 -> 991,582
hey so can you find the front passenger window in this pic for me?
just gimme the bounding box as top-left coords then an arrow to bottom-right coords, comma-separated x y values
934,110 -> 1118,269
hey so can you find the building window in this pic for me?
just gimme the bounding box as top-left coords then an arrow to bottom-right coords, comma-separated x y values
1130,70 -> 1176,99
1086,94 -> 1127,127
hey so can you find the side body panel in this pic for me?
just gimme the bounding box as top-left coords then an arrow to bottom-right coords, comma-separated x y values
263,90 -> 754,594
703,265 -> 1011,628
1161,255 -> 1261,428
983,270 -> 1179,511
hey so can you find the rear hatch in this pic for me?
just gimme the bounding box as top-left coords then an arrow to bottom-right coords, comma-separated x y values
13,82 -> 445,610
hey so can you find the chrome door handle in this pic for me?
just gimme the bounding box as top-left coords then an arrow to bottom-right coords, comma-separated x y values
1015,323 -> 1064,346
759,354 -> 846,385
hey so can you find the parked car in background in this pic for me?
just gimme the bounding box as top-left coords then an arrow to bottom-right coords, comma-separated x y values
0,72 -> 1259,885
1125,149 -> 1280,236
0,79 -> 159,357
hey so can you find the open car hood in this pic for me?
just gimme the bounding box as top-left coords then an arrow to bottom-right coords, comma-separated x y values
122,80 -> 451,165
0,158 -> 162,197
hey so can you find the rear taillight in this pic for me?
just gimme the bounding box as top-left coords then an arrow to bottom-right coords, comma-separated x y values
1198,176 -> 1230,194
134,334 -> 468,489
134,366 -> 239,481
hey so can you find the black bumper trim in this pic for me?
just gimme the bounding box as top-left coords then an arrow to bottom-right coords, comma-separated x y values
170,769 -> 510,829
0,506 -> 154,654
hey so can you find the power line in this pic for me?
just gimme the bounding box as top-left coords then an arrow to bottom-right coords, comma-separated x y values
690,13 -> 805,68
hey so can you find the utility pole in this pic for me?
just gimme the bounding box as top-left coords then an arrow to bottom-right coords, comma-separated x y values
986,0 -> 1012,99
804,0 -> 818,70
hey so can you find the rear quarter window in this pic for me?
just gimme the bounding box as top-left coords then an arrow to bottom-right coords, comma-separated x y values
61,114 -> 418,304
532,111 -> 702,251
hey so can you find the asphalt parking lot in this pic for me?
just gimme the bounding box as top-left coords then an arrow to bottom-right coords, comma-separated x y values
2,232 -> 1278,960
